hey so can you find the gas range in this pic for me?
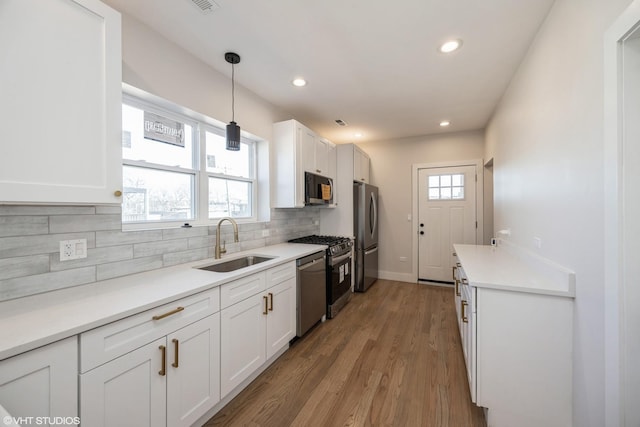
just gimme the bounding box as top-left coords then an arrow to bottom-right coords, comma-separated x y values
288,235 -> 352,257
288,235 -> 353,319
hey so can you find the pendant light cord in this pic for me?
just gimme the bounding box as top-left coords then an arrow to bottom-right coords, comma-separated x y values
231,63 -> 235,122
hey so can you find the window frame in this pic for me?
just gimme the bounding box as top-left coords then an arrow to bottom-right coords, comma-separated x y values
199,124 -> 257,222
121,90 -> 258,230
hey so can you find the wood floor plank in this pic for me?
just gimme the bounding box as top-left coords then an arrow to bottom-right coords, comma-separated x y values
205,280 -> 486,427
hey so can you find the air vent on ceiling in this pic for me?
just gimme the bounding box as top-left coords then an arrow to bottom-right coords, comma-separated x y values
335,119 -> 348,126
189,0 -> 219,14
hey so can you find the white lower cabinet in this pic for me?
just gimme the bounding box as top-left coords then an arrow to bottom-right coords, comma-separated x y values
80,338 -> 166,427
220,262 -> 296,398
453,246 -> 573,427
80,288 -> 221,427
0,337 -> 78,425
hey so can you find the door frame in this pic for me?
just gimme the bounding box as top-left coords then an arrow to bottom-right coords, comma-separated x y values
411,159 -> 484,282
604,2 -> 640,425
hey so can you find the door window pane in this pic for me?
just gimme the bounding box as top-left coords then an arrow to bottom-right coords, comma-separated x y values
428,173 -> 465,200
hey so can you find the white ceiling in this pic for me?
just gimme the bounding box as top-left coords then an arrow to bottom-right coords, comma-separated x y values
103,0 -> 555,144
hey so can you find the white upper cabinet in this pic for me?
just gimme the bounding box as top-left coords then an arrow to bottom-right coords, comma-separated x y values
272,119 -> 336,208
0,0 -> 122,204
353,145 -> 370,183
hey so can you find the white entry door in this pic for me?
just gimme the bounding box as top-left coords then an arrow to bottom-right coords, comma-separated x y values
418,165 -> 477,282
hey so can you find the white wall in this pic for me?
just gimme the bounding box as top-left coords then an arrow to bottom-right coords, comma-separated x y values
357,131 -> 485,282
119,14 -> 288,142
485,0 -> 632,425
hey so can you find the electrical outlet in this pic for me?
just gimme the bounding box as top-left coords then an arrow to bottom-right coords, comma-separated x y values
60,239 -> 87,261
262,229 -> 270,237
533,237 -> 542,249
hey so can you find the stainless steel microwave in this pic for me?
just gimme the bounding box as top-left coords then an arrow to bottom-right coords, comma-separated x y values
304,172 -> 333,206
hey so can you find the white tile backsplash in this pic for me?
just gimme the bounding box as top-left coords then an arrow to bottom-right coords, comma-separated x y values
0,205 -> 320,301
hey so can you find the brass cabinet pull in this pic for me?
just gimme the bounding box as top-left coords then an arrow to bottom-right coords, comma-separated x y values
461,277 -> 468,285
455,279 -> 460,297
456,262 -> 461,267
268,293 -> 273,311
114,190 -> 123,197
152,306 -> 185,321
452,266 -> 457,280
159,345 -> 166,376
452,252 -> 457,257
172,339 -> 179,368
263,295 -> 268,315
461,301 -> 468,323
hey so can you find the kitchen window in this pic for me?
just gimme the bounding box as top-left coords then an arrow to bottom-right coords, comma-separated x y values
428,173 -> 465,200
122,93 -> 257,226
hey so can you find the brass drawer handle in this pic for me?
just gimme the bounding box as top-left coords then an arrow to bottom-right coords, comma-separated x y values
268,293 -> 273,311
455,279 -> 460,297
159,345 -> 166,376
172,339 -> 179,368
452,266 -> 457,280
263,295 -> 268,315
462,301 -> 468,323
152,306 -> 184,321
456,262 -> 461,267
461,277 -> 468,285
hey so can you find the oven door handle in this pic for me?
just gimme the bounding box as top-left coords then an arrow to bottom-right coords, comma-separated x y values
330,252 -> 352,266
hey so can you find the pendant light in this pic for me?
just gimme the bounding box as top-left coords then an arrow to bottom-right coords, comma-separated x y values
225,52 -> 241,151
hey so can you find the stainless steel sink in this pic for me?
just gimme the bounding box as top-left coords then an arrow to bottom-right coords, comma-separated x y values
197,255 -> 275,273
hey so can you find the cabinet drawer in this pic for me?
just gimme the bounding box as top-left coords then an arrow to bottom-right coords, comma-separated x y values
80,287 -> 220,373
266,262 -> 296,288
220,273 -> 266,309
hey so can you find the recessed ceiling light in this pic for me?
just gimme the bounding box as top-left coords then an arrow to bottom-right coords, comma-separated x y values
292,78 -> 306,87
440,120 -> 451,127
354,133 -> 363,138
439,39 -> 462,54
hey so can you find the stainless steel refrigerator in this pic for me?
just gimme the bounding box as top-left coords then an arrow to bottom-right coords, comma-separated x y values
354,182 -> 378,292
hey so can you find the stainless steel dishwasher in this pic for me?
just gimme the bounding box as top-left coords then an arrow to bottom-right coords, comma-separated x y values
296,251 -> 326,337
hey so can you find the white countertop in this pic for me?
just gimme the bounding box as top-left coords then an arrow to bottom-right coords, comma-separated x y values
453,243 -> 575,298
0,243 -> 326,360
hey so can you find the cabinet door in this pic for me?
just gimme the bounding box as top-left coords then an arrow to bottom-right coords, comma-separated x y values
220,294 -> 266,398
0,337 -> 78,425
167,314 -> 220,427
315,139 -> 329,176
327,142 -> 337,183
299,125 -> 317,175
266,278 -> 296,359
80,338 -> 167,427
353,147 -> 370,183
0,0 -> 122,204
454,271 -> 462,333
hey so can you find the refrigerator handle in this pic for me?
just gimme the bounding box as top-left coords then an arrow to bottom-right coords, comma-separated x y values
364,246 -> 378,256
369,191 -> 377,237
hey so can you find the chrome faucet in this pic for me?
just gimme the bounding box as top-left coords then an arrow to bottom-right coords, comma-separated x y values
215,217 -> 239,259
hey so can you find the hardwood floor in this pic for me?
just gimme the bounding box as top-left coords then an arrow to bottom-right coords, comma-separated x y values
205,280 -> 486,427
